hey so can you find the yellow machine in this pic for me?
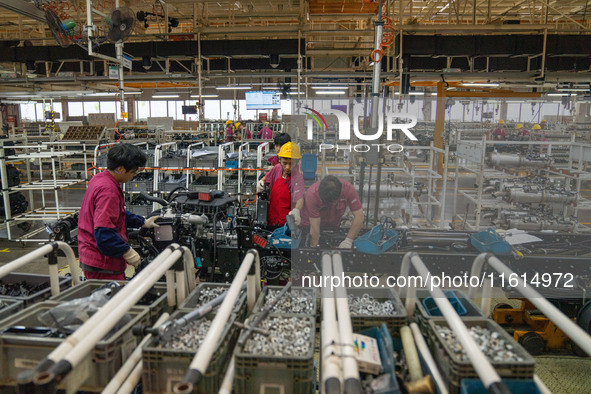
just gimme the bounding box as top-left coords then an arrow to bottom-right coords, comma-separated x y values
493,299 -> 591,356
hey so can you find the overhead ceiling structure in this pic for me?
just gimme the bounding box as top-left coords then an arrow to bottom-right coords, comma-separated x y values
0,0 -> 590,98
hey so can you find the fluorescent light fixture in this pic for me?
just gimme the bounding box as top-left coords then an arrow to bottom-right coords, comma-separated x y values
152,94 -> 180,98
190,94 -> 219,98
395,92 -> 425,95
216,86 -> 252,90
288,91 -> 304,95
547,93 -> 573,97
311,86 -> 348,90
262,86 -> 280,90
461,83 -> 500,87
557,88 -> 589,92
315,91 -> 346,95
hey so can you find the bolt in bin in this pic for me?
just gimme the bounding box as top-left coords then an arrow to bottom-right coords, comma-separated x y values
0,301 -> 148,392
252,286 -> 317,317
347,287 -> 407,337
179,282 -> 247,321
0,273 -> 72,307
427,317 -> 535,394
142,310 -> 238,394
50,280 -> 168,325
234,314 -> 316,394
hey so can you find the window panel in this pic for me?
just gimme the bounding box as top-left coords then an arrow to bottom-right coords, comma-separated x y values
150,101 -> 167,117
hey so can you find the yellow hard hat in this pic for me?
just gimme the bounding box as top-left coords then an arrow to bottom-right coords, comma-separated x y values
226,120 -> 232,125
516,123 -> 524,130
278,142 -> 302,159
533,124 -> 542,130
498,119 -> 504,124
235,122 -> 241,128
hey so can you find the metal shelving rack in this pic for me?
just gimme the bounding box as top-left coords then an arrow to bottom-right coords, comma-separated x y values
451,136 -> 587,231
0,139 -> 84,241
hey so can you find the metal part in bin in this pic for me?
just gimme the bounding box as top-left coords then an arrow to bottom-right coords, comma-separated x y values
252,286 -> 317,317
0,302 -> 148,391
234,314 -> 316,394
141,310 -> 238,394
348,287 -> 407,337
0,273 -> 72,307
427,317 -> 535,393
0,299 -> 23,324
179,283 -> 247,321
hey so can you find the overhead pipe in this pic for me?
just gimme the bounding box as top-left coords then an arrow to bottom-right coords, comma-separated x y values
101,312 -> 170,394
0,241 -> 81,294
332,253 -> 363,394
401,252 -> 510,393
468,253 -> 591,356
321,252 -> 343,394
173,249 -> 261,393
22,245 -> 184,391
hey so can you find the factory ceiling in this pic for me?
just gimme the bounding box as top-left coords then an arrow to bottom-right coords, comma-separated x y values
0,0 -> 591,95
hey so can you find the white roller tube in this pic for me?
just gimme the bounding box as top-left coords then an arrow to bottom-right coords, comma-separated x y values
409,323 -> 449,394
102,312 -> 170,394
115,362 -> 142,394
176,270 -> 187,305
404,252 -> 505,390
321,252 -> 342,394
166,270 -> 176,307
218,356 -> 235,394
173,250 -> 260,394
48,263 -> 60,297
400,326 -> 422,383
183,251 -> 196,293
471,253 -> 591,356
331,253 -> 362,393
0,241 -> 80,286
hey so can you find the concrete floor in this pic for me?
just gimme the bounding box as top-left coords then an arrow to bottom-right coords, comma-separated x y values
1,172 -> 591,393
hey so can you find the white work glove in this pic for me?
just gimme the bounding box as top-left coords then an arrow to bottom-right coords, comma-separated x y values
288,208 -> 301,226
338,237 -> 354,249
142,216 -> 161,229
123,248 -> 141,268
257,179 -> 266,193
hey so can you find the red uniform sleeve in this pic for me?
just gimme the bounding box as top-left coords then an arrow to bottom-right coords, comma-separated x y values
92,186 -> 122,229
343,182 -> 362,212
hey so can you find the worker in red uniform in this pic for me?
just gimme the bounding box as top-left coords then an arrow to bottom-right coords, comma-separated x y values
492,119 -> 506,141
257,142 -> 305,227
260,122 -> 273,140
266,132 -> 291,167
78,144 -> 161,280
300,175 -> 364,248
516,123 -> 530,137
225,120 -> 234,142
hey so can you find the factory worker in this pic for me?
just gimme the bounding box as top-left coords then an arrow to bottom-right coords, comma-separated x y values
300,175 -> 364,249
266,132 -> 291,167
225,120 -> 234,142
78,144 -> 160,280
516,123 -> 530,137
260,122 -> 273,140
492,119 -> 506,141
257,142 -> 305,226
540,119 -> 547,129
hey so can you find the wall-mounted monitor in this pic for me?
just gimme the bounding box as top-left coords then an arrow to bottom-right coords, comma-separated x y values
182,105 -> 198,115
245,91 -> 281,110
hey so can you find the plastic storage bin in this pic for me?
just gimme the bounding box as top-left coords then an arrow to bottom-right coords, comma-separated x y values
0,299 -> 23,323
427,317 -> 535,393
471,228 -> 512,255
354,224 -> 399,255
347,287 -> 407,337
234,314 -> 316,394
142,310 -> 238,394
460,379 -> 541,394
0,273 -> 72,307
0,302 -> 148,391
50,280 -> 168,324
422,290 -> 468,317
301,154 -> 317,180
358,324 -> 402,394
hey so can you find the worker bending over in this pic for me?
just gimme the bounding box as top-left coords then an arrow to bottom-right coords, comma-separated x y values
300,175 -> 364,249
78,144 -> 160,280
257,142 -> 305,227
